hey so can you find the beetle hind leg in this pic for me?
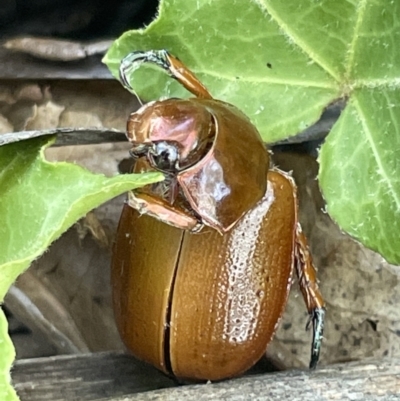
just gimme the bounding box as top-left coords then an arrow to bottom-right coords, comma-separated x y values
294,223 -> 325,369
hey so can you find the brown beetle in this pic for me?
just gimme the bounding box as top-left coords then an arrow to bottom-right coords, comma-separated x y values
112,50 -> 325,381
119,51 -> 269,234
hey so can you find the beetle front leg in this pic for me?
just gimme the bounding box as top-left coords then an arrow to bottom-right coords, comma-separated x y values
295,223 -> 325,369
120,49 -> 213,99
128,191 -> 203,232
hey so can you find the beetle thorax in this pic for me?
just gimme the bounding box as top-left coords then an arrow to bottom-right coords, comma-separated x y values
127,99 -> 215,172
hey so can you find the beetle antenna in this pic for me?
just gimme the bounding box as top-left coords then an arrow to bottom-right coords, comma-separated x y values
119,50 -> 213,99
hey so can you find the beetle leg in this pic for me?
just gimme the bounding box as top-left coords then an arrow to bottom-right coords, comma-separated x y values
164,52 -> 213,99
294,223 -> 325,369
128,191 -> 203,232
131,157 -> 203,231
119,50 -> 213,99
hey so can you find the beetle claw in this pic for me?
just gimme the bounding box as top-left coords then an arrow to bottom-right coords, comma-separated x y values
308,307 -> 325,369
119,49 -> 213,99
119,50 -> 171,93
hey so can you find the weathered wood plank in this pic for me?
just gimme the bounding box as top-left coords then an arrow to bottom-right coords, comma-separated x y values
12,352 -> 176,401
121,359 -> 400,401
11,352 -> 400,401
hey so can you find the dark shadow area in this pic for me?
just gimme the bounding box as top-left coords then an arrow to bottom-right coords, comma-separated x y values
0,0 -> 159,40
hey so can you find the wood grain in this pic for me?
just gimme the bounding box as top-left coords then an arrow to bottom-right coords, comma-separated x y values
12,352 -> 400,401
12,352 -> 175,401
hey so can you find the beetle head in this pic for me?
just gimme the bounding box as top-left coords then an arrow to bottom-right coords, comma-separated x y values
127,99 -> 215,173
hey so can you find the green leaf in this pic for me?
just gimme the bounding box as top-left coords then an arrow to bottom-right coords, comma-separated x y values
319,88 -> 400,264
104,0 -> 400,263
318,0 -> 400,264
0,136 -> 163,398
0,309 -> 16,401
0,136 -> 162,297
103,0 -> 340,143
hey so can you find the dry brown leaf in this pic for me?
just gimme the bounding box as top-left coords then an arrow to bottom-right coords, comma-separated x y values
6,272 -> 90,354
76,211 -> 110,249
59,110 -> 103,128
14,84 -> 44,102
0,114 -> 13,133
7,102 -> 37,131
0,81 -> 137,136
6,218 -> 126,353
45,142 -> 130,176
25,100 -> 65,130
0,84 -> 17,104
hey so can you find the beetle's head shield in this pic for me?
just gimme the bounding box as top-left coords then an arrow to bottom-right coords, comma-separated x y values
127,99 -> 215,172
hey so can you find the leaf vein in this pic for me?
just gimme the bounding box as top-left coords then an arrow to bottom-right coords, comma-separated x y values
200,69 -> 337,89
256,0 -> 340,81
344,0 -> 367,78
165,32 -> 337,89
354,97 -> 400,212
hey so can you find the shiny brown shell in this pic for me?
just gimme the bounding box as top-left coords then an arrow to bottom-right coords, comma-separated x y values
177,99 -> 269,233
127,97 -> 269,234
127,99 -> 214,169
111,170 -> 296,381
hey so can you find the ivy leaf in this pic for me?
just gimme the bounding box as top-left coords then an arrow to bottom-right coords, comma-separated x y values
104,0 -> 400,263
0,310 -> 16,401
319,89 -> 400,264
0,136 -> 163,400
103,0 -> 340,143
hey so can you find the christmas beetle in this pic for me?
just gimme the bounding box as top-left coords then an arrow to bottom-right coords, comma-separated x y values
111,50 -> 325,381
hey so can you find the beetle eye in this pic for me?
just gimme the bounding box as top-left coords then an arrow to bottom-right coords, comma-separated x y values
149,141 -> 179,171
